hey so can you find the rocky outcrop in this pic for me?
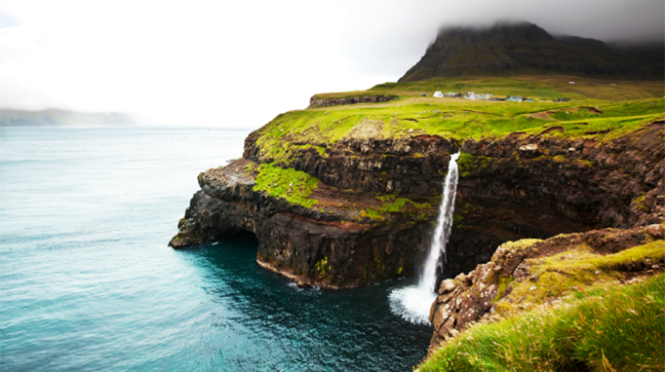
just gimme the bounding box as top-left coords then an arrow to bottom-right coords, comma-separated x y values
170,159 -> 431,289
427,223 -> 665,350
309,95 -> 398,108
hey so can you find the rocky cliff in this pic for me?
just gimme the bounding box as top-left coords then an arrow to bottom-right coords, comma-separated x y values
399,22 -> 665,82
309,95 -> 398,108
170,158 -> 433,289
169,26 -> 665,367
170,114 -> 664,289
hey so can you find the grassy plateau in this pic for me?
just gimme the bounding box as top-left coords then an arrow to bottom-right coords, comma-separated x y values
251,76 -> 663,165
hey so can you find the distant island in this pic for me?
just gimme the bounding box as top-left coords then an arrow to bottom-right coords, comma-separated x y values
0,108 -> 136,127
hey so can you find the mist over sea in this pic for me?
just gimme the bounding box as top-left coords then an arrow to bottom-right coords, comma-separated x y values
0,127 -> 431,372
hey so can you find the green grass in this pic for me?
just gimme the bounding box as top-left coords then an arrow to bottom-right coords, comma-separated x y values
251,162 -> 436,219
316,256 -> 329,273
253,163 -> 320,208
369,76 -> 579,100
246,76 -> 663,214
357,194 -> 435,222
246,160 -> 439,219
457,153 -> 492,178
505,241 -> 665,308
248,75 -> 664,165
420,236 -> 665,371
378,195 -> 407,213
418,273 -> 665,372
316,75 -> 663,101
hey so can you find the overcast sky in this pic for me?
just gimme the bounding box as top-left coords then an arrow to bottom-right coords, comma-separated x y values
1,0 -> 663,128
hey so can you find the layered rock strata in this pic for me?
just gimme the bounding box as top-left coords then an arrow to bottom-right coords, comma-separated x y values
171,121 -> 664,289
170,159 -> 431,289
309,95 -> 398,108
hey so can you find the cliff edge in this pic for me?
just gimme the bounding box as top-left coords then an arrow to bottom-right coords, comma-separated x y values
170,76 -> 664,290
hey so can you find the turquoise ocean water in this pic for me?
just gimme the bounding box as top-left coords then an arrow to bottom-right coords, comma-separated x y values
0,127 -> 431,371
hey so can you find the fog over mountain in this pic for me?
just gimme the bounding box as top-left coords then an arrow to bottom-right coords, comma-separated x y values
0,0 -> 662,128
399,22 -> 664,82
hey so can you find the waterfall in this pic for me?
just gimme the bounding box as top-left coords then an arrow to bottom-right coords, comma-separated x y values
389,152 -> 461,324
419,151 -> 460,293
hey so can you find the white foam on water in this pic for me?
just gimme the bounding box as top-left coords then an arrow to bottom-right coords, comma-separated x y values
388,285 -> 437,325
287,282 -> 303,292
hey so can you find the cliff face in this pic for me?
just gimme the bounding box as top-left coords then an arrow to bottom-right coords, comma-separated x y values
170,159 -> 432,289
309,95 -> 398,108
170,120 -> 664,289
243,132 -> 458,196
399,23 -> 665,82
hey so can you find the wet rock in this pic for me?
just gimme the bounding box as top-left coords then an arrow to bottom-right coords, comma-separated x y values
438,279 -> 458,294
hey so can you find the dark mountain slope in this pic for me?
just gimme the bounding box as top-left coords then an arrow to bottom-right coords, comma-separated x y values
399,22 -> 664,82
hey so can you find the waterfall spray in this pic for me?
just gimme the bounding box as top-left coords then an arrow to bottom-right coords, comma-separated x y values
389,152 -> 461,324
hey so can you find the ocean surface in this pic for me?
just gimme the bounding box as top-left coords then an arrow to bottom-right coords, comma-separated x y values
0,127 -> 432,372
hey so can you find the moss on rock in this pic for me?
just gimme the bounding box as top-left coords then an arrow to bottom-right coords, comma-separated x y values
253,163 -> 320,208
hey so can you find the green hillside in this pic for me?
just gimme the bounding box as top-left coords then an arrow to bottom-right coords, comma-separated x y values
249,76 -> 664,166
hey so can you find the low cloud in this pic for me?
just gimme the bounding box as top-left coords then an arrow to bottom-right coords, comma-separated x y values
0,10 -> 22,28
0,0 -> 662,128
339,0 -> 664,79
